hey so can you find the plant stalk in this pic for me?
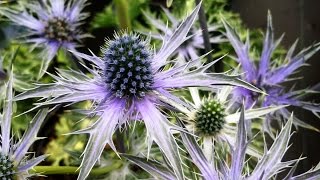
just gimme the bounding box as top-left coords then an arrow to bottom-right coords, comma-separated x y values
30,161 -> 122,175
114,0 -> 131,31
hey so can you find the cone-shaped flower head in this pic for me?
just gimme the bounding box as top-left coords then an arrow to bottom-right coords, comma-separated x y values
1,73 -> 48,179
222,12 -> 320,132
14,3 -> 263,179
0,0 -> 89,77
181,87 -> 284,161
194,99 -> 226,136
103,34 -> 154,99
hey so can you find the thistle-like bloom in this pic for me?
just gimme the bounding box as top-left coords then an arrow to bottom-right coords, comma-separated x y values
143,7 -> 226,65
125,107 -> 298,180
1,73 -> 48,179
180,87 -> 283,160
223,12 -> 320,131
0,0 -> 89,77
14,3 -> 262,179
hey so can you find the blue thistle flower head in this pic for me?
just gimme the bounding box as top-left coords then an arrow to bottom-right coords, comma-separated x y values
102,33 -> 154,99
223,11 -> 320,132
0,0 -> 89,78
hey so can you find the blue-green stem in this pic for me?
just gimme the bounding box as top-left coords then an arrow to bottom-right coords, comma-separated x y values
30,161 -> 122,175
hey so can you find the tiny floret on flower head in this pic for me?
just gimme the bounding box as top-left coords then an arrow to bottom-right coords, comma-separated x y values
0,153 -> 15,180
195,99 -> 226,136
103,33 -> 154,99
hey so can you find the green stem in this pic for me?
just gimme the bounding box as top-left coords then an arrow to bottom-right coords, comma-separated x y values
30,161 -> 122,175
114,0 -> 131,31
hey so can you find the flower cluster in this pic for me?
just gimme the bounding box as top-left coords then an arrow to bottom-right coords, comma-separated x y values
0,1 -> 319,180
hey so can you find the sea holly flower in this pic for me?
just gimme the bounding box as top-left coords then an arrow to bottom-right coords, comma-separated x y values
222,12 -> 320,132
0,0 -> 89,77
0,73 -> 48,179
143,7 -> 226,66
14,3 -> 262,179
178,87 -> 284,160
124,106 -> 298,180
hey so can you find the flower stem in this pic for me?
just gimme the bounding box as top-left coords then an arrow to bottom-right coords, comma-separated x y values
195,0 -> 223,72
114,0 -> 131,31
30,161 -> 122,175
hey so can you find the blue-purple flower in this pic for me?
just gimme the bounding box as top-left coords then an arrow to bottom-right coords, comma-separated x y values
0,0 -> 89,77
14,3 -> 262,179
123,106 -> 298,179
143,7 -> 226,66
1,73 -> 48,179
223,12 -> 320,132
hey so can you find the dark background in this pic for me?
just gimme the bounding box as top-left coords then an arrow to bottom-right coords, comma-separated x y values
231,0 -> 320,175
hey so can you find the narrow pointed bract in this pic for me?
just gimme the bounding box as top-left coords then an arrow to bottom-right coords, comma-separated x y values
126,106 -> 298,180
145,6 -> 226,66
0,73 -> 49,179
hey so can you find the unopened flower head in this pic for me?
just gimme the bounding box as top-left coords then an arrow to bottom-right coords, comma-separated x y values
14,3 -> 263,179
194,99 -> 226,136
0,0 -> 89,77
182,86 -> 282,160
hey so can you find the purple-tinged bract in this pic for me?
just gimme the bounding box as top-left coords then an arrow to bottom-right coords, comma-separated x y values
1,72 -> 48,179
143,7 -> 226,66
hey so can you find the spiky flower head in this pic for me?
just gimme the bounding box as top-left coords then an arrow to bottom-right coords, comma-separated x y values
102,33 -> 153,99
0,153 -> 15,179
14,3 -> 263,179
1,73 -> 48,179
223,11 -> 320,132
181,86 -> 283,163
194,99 -> 226,136
0,0 -> 89,78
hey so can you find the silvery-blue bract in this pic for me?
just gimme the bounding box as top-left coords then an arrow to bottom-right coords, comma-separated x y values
143,7 -> 226,66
